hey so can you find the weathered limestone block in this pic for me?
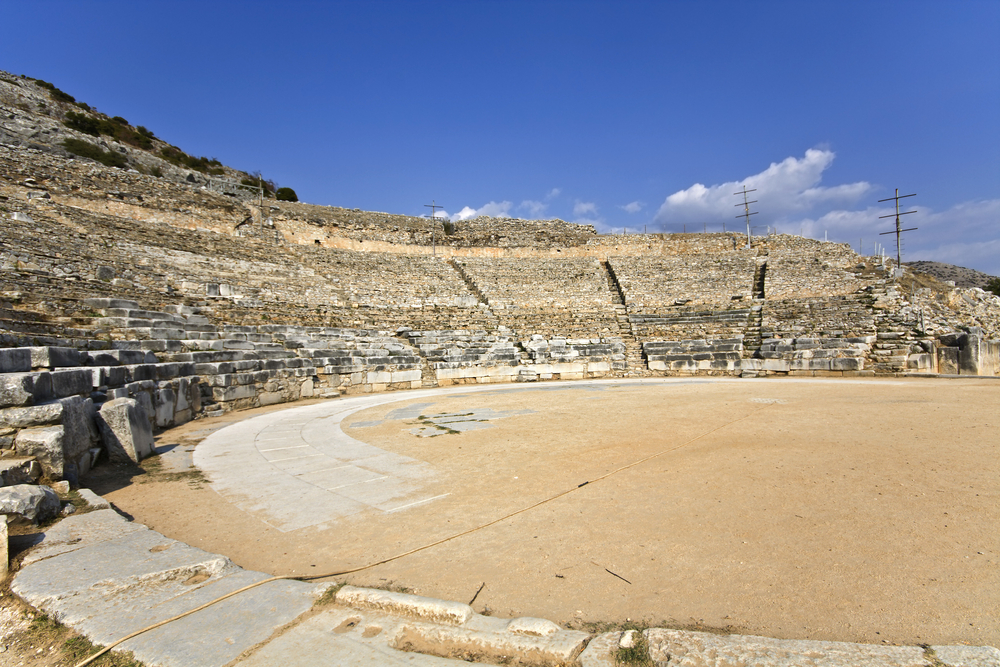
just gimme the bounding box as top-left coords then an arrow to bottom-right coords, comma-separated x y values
0,458 -> 42,486
154,385 -> 177,429
96,398 -> 155,464
937,347 -> 959,375
28,346 -> 82,370
13,426 -> 65,477
6,396 -> 97,478
0,484 -> 60,524
0,348 -> 31,374
0,372 -> 52,408
50,369 -> 93,399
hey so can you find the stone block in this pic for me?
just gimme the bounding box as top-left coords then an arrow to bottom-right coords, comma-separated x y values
28,347 -> 82,370
14,426 -> 66,478
0,348 -> 31,374
366,371 -> 392,384
154,387 -> 177,429
937,347 -> 959,375
0,458 -> 42,486
0,372 -> 52,408
389,370 -> 421,383
259,391 -> 284,406
96,398 -> 155,464
762,358 -> 790,372
0,484 -> 60,524
212,385 -> 256,402
51,369 -> 94,398
91,366 -> 129,388
831,357 -> 862,371
645,629 -> 926,667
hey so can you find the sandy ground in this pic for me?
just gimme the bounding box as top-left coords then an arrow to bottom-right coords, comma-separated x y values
88,378 -> 1000,648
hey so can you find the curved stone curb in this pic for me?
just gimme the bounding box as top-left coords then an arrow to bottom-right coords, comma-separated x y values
9,493 -> 999,666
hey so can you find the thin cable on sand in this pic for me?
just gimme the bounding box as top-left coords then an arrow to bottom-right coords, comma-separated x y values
74,404 -> 771,667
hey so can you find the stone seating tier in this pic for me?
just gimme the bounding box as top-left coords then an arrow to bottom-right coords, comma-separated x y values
610,254 -> 758,311
456,257 -> 613,310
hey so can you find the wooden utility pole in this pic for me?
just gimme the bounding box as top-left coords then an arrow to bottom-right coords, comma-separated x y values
878,189 -> 917,269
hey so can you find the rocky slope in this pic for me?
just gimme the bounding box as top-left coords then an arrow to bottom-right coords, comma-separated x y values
0,70 -> 261,192
906,260 -> 997,290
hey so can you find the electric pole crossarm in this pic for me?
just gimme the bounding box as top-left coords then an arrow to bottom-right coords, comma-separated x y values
875,188 -> 918,269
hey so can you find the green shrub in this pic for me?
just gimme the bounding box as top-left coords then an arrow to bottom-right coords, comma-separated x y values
62,138 -> 128,168
159,147 -> 223,175
64,111 -> 107,136
987,277 -> 1000,297
34,79 -> 77,104
64,111 -> 153,150
275,187 -> 298,202
241,174 -> 275,195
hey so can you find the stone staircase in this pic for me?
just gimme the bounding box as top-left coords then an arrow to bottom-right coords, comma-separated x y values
602,260 -> 645,372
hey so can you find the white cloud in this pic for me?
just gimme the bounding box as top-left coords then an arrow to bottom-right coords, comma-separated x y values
452,206 -> 478,221
546,188 -> 561,199
621,201 -> 644,214
786,198 -> 1000,276
451,201 -> 513,221
574,201 -> 598,216
655,149 -> 871,226
519,200 -> 548,217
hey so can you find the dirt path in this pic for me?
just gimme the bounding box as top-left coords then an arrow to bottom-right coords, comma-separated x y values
87,379 -> 1000,648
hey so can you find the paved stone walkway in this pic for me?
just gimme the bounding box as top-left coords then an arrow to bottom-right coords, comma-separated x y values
194,379 -> 664,531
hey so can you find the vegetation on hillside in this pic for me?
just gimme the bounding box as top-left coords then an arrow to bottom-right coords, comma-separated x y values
61,138 -> 128,168
987,277 -> 1000,297
14,72 -> 295,194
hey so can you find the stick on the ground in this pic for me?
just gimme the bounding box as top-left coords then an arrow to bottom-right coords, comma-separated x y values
469,581 -> 486,606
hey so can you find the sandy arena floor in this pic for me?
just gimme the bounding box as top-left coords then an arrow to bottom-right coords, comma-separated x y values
91,378 -> 1000,648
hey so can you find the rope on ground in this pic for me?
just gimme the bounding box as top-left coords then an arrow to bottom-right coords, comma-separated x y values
74,404 -> 771,667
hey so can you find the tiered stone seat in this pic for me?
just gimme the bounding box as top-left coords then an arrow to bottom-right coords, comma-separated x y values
292,246 -> 477,309
610,254 -> 757,312
456,257 -> 612,311
403,330 -> 520,384
642,338 -> 743,374
765,251 -> 876,299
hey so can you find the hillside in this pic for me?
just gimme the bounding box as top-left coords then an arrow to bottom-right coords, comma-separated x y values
0,69 -> 273,194
905,260 -> 997,290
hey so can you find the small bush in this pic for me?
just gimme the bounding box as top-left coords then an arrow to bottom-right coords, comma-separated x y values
242,174 -> 275,196
62,138 -> 128,168
275,187 -> 298,202
160,147 -> 224,175
987,277 -> 1000,297
64,111 -> 153,150
34,79 -> 77,104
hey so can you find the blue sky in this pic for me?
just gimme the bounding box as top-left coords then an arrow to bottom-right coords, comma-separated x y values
2,1 -> 998,274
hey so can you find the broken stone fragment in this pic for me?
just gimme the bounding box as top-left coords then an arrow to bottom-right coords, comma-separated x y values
95,397 -> 155,463
0,483 -> 60,524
